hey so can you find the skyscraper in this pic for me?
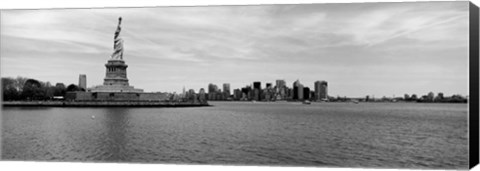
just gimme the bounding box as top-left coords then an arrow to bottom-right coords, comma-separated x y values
233,89 -> 242,100
298,83 -> 304,100
78,74 -> 87,90
314,81 -> 321,101
182,86 -> 186,98
198,88 -> 206,102
276,80 -> 286,89
223,83 -> 231,98
241,86 -> 252,100
253,82 -> 261,90
315,80 -> 328,101
303,87 -> 310,100
208,83 -> 218,100
253,81 -> 261,101
275,79 -> 287,100
293,80 -> 304,100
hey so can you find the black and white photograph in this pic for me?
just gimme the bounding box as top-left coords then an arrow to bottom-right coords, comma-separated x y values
1,0 -> 478,170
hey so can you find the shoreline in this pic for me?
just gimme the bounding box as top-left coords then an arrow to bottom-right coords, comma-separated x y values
2,101 -> 211,108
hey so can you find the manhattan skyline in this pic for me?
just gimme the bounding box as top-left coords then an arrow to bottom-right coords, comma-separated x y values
1,2 -> 469,97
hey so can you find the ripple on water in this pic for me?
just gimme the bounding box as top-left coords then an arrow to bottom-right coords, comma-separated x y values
1,102 -> 469,169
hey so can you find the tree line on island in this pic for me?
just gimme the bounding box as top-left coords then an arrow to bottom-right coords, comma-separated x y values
2,76 -> 84,101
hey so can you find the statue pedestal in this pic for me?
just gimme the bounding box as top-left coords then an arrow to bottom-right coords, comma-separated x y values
89,58 -> 144,93
104,59 -> 129,86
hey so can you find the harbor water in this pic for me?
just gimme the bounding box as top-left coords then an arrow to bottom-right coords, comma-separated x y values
1,102 -> 468,169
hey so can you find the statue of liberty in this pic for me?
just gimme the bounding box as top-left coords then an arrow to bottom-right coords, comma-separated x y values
111,17 -> 124,60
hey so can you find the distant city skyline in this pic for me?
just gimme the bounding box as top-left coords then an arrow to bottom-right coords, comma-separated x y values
1,2 -> 469,97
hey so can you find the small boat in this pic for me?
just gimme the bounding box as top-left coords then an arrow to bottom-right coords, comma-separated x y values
302,100 -> 311,105
91,115 -> 95,119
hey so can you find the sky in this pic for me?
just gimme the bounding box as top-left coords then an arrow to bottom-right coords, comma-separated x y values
0,1 -> 470,97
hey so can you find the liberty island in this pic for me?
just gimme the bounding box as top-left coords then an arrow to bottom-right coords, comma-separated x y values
2,17 -> 209,107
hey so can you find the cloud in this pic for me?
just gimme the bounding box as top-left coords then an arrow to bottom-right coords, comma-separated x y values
1,2 -> 469,96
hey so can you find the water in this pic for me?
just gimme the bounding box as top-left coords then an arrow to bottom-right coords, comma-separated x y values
1,102 -> 468,169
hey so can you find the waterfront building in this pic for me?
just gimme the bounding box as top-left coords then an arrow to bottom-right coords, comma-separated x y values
233,89 -> 242,100
253,81 -> 261,101
293,82 -> 298,100
182,86 -> 186,98
78,74 -> 86,90
216,93 -> 224,101
287,87 -> 293,100
186,89 -> 196,102
314,81 -> 321,101
293,80 -> 304,100
253,82 -> 261,90
241,86 -> 252,100
198,88 -> 206,102
223,83 -> 231,99
253,89 -> 261,101
314,80 -> 328,101
264,84 -> 275,101
187,89 -> 195,96
208,83 -> 218,94
275,80 -> 287,100
208,83 -> 218,100
276,80 -> 286,89
298,84 -> 304,100
274,80 -> 286,100
303,87 -> 310,100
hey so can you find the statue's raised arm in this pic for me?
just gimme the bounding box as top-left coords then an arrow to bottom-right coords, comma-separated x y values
111,17 -> 124,60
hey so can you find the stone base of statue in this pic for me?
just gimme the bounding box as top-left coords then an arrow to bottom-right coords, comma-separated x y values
88,59 -> 144,93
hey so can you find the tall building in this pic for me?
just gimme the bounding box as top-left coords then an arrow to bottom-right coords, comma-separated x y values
298,83 -> 304,100
293,81 -> 299,100
303,87 -> 310,100
253,82 -> 261,90
253,81 -> 261,101
241,86 -> 252,100
208,83 -> 218,93
198,88 -> 206,102
287,87 -> 293,100
275,79 -> 287,100
223,83 -> 231,98
78,74 -> 87,90
293,80 -> 304,100
186,89 -> 196,102
182,86 -> 186,98
265,83 -> 274,101
233,89 -> 242,100
208,83 -> 218,100
315,80 -> 328,101
276,80 -> 286,89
